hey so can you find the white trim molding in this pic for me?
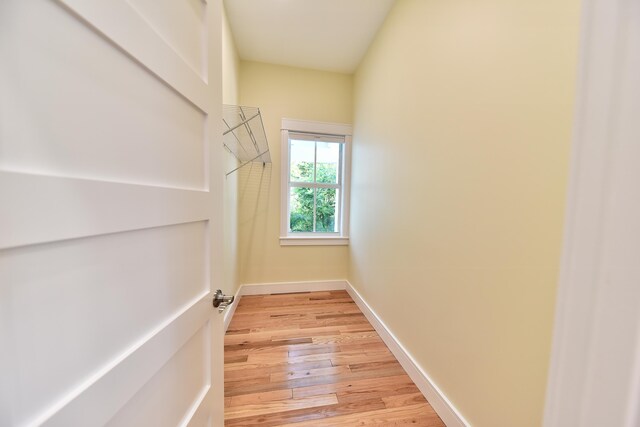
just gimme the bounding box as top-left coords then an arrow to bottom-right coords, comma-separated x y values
281,118 -> 353,137
345,282 -> 470,427
223,286 -> 244,332
280,119 -> 352,246
223,279 -> 469,427
223,280 -> 348,332
239,280 -> 347,296
279,236 -> 349,246
543,0 -> 640,425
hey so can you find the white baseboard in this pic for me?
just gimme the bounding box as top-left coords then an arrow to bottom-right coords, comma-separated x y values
223,279 -> 469,427
239,280 -> 347,295
223,280 -> 346,332
344,281 -> 470,427
223,286 -> 243,332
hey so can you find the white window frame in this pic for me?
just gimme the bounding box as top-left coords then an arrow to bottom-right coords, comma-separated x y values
280,118 -> 352,246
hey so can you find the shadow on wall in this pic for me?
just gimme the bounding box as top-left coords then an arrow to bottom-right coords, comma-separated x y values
238,162 -> 272,257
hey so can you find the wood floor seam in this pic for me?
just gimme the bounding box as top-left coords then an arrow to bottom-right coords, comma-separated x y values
224,290 -> 445,426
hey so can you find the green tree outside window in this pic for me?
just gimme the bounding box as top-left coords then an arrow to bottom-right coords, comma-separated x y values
290,161 -> 337,232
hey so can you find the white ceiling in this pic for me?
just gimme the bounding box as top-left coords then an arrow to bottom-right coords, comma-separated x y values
224,0 -> 396,74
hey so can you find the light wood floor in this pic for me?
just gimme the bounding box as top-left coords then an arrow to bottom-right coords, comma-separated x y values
224,290 -> 445,426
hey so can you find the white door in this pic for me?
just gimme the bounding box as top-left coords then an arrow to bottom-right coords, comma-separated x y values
544,0 -> 640,426
0,0 -> 224,426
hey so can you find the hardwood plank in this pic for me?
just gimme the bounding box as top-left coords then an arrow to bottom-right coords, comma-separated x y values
293,374 -> 417,399
237,346 -> 393,367
224,375 -> 270,389
311,331 -> 382,345
298,316 -> 371,328
288,344 -> 341,357
316,312 -> 366,320
270,365 -> 350,383
224,328 -> 340,346
277,403 -> 445,426
224,337 -> 313,352
338,340 -> 389,352
225,367 -> 271,382
239,297 -> 355,309
224,348 -> 289,358
330,351 -> 397,366
271,328 -> 343,341
224,394 -> 338,420
235,303 -> 360,316
269,360 -> 333,373
270,291 -> 311,294
231,322 -> 375,336
224,359 -> 333,374
223,291 -> 444,426
226,389 -> 293,408
224,398 -> 387,426
383,392 -> 429,409
225,354 -> 408,397
224,354 -> 248,364
349,360 -> 403,373
225,328 -> 251,335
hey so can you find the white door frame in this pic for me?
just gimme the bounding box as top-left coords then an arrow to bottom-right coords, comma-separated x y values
544,0 -> 640,425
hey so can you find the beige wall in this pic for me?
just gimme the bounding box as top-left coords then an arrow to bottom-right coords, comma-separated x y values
238,61 -> 353,284
349,1 -> 580,426
221,4 -> 240,294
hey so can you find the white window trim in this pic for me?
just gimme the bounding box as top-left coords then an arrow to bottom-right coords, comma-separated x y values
280,118 -> 352,246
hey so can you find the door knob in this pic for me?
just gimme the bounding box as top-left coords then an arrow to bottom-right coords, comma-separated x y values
213,289 -> 234,313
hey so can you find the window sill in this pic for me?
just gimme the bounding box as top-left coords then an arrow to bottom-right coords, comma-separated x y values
279,236 -> 349,246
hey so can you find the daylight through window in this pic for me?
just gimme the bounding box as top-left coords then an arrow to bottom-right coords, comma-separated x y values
281,120 -> 352,245
289,135 -> 342,233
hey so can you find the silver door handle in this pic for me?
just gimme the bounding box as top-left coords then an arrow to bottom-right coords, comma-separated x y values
213,289 -> 234,313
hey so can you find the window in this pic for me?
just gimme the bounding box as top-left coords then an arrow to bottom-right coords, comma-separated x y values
281,119 -> 352,246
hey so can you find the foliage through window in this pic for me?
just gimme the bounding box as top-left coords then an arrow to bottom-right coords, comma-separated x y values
288,136 -> 342,233
281,120 -> 351,245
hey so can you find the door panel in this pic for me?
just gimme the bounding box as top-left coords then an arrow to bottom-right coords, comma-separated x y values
0,0 -> 223,425
1,0 -> 207,189
0,173 -> 211,250
0,221 -> 208,422
104,323 -> 210,427
126,0 -> 207,77
55,0 -> 209,111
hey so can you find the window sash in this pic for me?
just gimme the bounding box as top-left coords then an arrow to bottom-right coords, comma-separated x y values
288,140 -> 343,186
287,137 -> 343,234
290,182 -> 340,189
289,132 -> 345,144
280,119 -> 352,244
288,186 -> 341,234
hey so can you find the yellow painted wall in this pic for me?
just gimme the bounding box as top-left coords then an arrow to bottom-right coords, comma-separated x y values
221,4 -> 240,295
222,4 -> 239,104
349,1 -> 580,426
238,61 -> 353,284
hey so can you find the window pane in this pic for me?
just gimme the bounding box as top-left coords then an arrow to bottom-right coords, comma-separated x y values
290,187 -> 314,232
316,142 -> 340,184
316,188 -> 339,232
290,139 -> 315,183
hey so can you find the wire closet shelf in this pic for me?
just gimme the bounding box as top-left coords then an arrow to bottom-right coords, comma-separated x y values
223,104 -> 271,175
